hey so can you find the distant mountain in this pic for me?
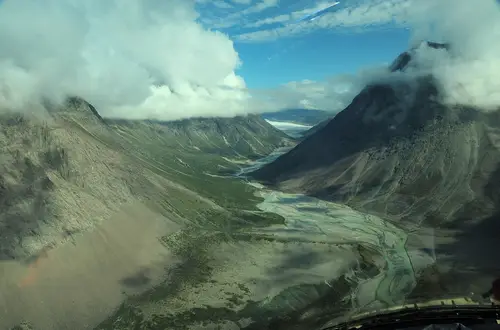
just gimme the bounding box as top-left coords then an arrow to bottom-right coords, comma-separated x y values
251,42 -> 500,229
261,108 -> 331,126
106,114 -> 293,160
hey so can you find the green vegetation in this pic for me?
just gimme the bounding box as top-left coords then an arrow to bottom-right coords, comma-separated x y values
106,120 -> 287,218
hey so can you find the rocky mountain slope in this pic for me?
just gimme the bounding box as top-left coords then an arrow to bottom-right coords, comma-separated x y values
0,98 -> 293,329
251,43 -> 500,228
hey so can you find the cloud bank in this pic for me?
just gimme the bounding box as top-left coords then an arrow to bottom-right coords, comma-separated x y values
0,0 -> 498,121
0,0 -> 259,120
253,68 -> 388,114
0,0 -> 384,119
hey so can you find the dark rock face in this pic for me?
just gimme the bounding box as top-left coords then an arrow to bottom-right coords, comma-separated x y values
251,44 -> 500,227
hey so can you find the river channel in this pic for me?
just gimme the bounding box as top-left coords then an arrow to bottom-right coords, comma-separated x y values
237,143 -> 436,311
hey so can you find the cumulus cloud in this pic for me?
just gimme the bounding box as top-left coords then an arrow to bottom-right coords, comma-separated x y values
0,0 -> 262,120
405,0 -> 500,110
254,65 -> 394,114
256,78 -> 352,113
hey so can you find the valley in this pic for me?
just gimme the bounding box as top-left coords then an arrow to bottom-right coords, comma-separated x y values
4,91 -> 497,330
89,119 -> 435,330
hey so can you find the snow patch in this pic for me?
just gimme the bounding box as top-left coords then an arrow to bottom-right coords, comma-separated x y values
265,120 -> 313,130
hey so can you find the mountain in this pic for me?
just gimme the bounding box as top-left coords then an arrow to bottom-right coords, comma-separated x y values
261,108 -> 331,126
249,43 -> 500,320
106,114 -> 292,160
0,98 -> 294,329
0,97 -> 293,261
251,42 -> 500,228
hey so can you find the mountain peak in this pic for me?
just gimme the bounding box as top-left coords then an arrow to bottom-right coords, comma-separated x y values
43,96 -> 105,125
64,97 -> 103,120
389,41 -> 450,72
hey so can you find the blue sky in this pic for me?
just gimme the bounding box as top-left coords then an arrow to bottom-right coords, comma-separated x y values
236,28 -> 410,88
195,0 -> 412,89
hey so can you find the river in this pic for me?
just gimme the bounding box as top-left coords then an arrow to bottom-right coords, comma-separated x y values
237,122 -> 436,311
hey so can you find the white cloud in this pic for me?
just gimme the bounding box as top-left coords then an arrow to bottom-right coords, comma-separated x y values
252,71 -> 381,113
246,14 -> 290,28
0,0 -> 262,120
405,0 -> 500,110
203,0 -> 280,29
247,0 -> 279,14
237,0 -> 413,42
1,0 -> 498,123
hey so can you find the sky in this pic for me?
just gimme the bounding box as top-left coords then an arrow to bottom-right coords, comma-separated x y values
198,0 -> 411,88
0,0 -> 499,120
